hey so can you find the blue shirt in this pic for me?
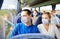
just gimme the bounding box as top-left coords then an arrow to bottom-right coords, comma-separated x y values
8,23 -> 40,38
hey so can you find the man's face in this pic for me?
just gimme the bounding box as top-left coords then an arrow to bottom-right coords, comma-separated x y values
51,10 -> 56,16
21,11 -> 31,22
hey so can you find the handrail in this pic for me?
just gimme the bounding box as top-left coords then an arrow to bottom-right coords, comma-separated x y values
1,16 -> 14,27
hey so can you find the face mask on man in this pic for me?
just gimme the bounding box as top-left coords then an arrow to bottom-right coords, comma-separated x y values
21,17 -> 28,24
53,13 -> 57,16
21,17 -> 31,24
42,19 -> 50,24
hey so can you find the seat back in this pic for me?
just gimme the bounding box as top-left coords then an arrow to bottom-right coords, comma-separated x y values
10,33 -> 54,39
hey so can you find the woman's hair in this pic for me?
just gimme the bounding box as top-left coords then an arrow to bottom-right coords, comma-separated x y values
43,12 -> 51,18
34,10 -> 38,13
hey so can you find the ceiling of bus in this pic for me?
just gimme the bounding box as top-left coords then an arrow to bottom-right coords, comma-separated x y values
31,0 -> 60,7
29,0 -> 49,6
20,0 -> 60,7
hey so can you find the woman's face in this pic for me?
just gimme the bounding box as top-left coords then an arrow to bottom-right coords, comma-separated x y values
42,14 -> 50,21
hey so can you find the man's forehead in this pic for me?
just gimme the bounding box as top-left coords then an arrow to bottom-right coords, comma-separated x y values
21,11 -> 27,16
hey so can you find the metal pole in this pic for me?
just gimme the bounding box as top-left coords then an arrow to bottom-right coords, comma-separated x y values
17,0 -> 22,14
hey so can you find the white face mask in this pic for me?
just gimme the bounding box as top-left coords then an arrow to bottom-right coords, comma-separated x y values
33,13 -> 37,16
53,13 -> 56,16
21,17 -> 28,23
42,19 -> 49,24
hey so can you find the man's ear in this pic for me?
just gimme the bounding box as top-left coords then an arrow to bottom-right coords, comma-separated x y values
49,18 -> 51,22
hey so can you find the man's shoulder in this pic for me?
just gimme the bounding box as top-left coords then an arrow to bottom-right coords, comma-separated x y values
17,23 -> 23,25
31,24 -> 37,26
31,24 -> 38,28
15,23 -> 23,27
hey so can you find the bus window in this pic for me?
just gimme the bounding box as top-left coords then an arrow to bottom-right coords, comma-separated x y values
40,5 -> 52,12
55,4 -> 60,10
36,7 -> 40,12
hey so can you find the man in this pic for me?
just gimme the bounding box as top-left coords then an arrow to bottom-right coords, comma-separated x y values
51,10 -> 60,28
8,9 -> 40,39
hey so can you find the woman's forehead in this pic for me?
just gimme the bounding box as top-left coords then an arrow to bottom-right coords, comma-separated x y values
42,14 -> 49,18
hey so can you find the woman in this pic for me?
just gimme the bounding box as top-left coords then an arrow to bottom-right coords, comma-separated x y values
32,10 -> 38,24
37,12 -> 60,39
32,10 -> 42,25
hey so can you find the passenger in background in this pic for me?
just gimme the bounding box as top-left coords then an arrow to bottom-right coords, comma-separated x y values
8,9 -> 40,39
34,11 -> 46,26
34,15 -> 42,26
38,12 -> 60,39
50,10 -> 60,28
32,10 -> 42,25
43,11 -> 46,13
32,10 -> 42,17
0,17 -> 4,39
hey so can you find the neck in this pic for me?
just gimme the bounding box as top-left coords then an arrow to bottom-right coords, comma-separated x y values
43,24 -> 49,31
43,24 -> 49,26
25,21 -> 31,26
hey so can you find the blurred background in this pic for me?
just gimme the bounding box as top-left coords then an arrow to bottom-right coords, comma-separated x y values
0,0 -> 60,39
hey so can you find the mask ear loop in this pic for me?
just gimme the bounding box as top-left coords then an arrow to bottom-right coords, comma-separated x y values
30,18 -> 32,25
49,17 -> 51,24
49,20 -> 51,24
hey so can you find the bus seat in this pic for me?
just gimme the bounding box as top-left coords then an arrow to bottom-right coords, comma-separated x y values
10,33 -> 54,39
34,15 -> 42,26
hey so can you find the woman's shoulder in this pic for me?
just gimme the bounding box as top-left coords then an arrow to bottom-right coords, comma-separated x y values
50,24 -> 56,27
50,24 -> 57,29
37,24 -> 43,27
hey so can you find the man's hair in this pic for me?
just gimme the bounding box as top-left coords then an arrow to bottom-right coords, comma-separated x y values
22,9 -> 32,15
43,12 -> 51,18
51,10 -> 56,12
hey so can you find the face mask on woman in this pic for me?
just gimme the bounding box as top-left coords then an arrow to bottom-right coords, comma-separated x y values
33,13 -> 37,16
42,19 -> 50,24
